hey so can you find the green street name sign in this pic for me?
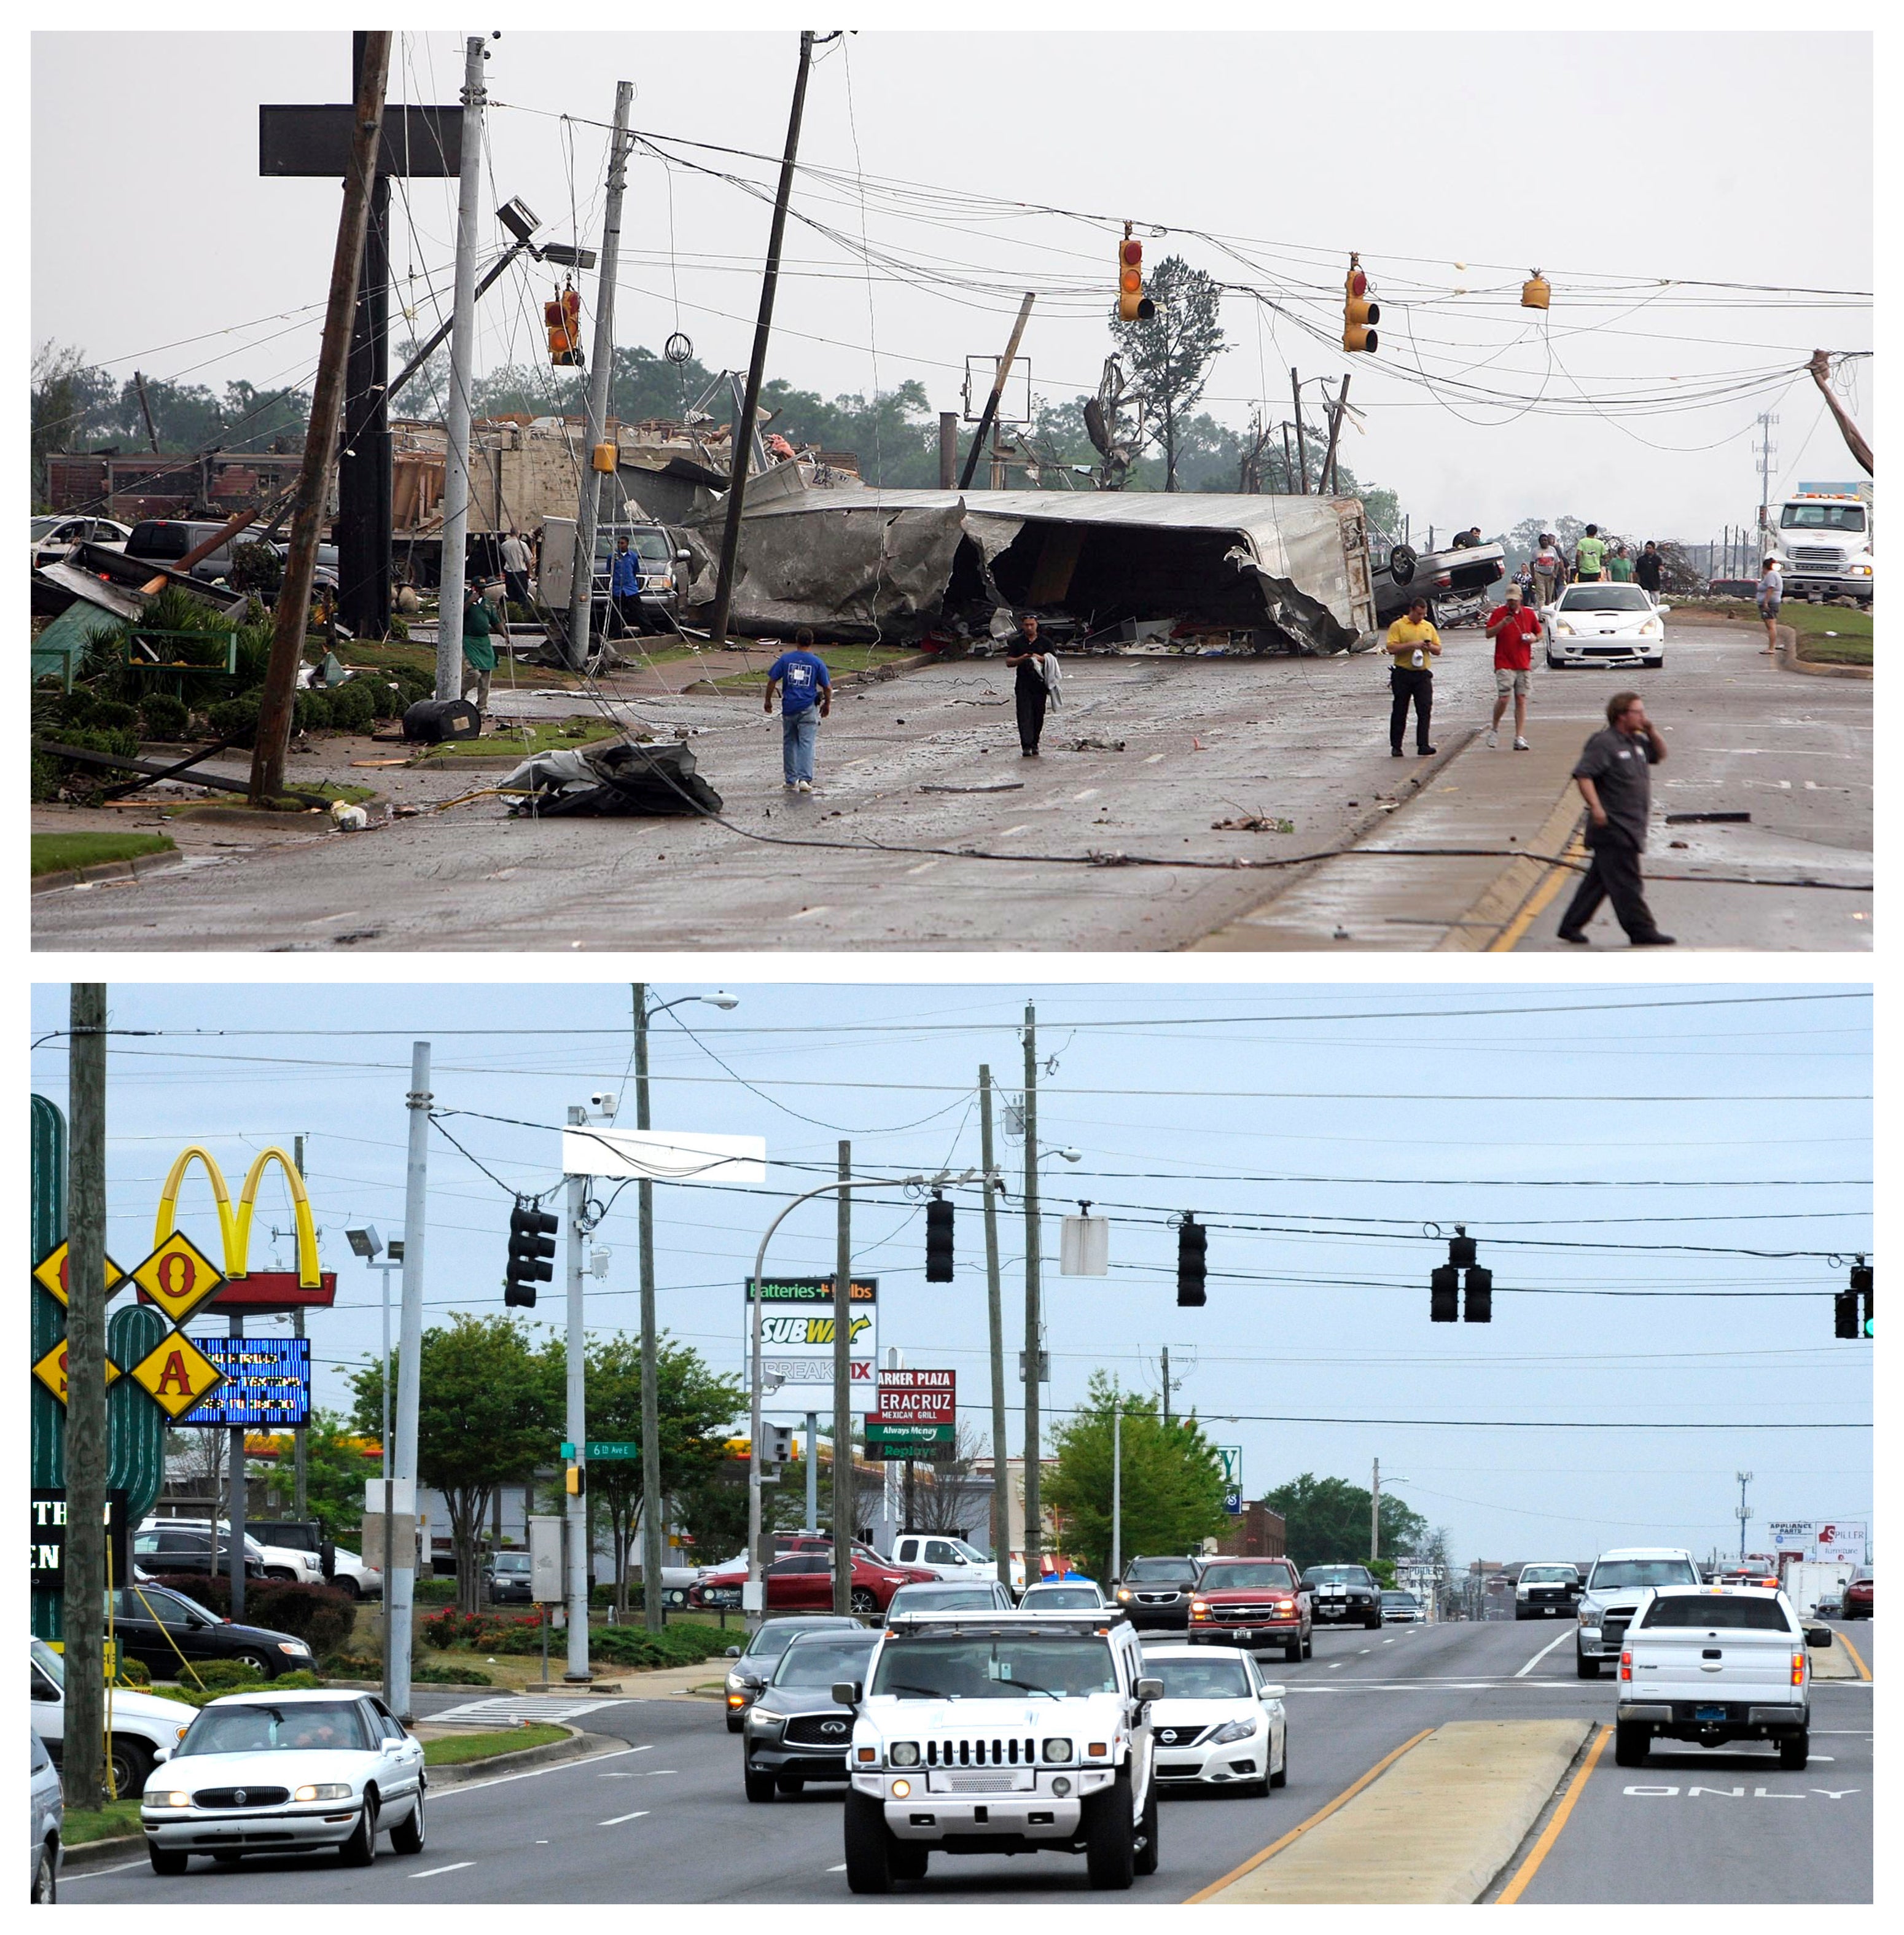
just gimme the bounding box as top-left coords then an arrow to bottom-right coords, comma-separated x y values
560,1440 -> 639,1460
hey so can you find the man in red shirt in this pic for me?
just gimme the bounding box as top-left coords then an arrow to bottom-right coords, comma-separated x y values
1485,584 -> 1542,749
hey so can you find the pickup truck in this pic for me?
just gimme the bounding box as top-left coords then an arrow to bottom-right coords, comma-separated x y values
1615,1584 -> 1832,1770
1576,1546 -> 1702,1676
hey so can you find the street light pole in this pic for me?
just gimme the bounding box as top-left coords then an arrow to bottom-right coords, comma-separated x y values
389,1042 -> 430,1724
979,1068 -> 1010,1592
1111,1390 -> 1123,1584
633,990 -> 662,1635
1021,1003 -> 1044,1580
564,1106 -> 590,1681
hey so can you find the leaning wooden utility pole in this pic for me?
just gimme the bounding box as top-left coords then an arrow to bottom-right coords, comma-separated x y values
1317,373 -> 1352,498
959,294 -> 1037,492
1807,350 -> 1873,476
64,982 -> 109,1812
708,30 -> 821,647
249,34 -> 391,805
563,80 -> 636,672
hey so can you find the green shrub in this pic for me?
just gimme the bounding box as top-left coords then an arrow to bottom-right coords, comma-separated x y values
415,1663 -> 491,1685
206,694 -> 263,747
324,1654 -> 382,1677
327,679 -> 378,732
114,1653 -> 152,1688
589,1623 -> 738,1670
58,688 -> 98,727
171,1669 -> 324,1708
420,1609 -> 550,1655
143,1575 -> 355,1657
294,689 -> 334,732
139,693 -> 192,740
31,754 -> 63,804
87,698 -> 139,732
229,541 -> 284,596
413,1577 -> 458,1604
387,615 -> 410,641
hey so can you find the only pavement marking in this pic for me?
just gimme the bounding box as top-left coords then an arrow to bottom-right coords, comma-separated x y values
1516,1628 -> 1575,1677
598,1811 -> 650,1826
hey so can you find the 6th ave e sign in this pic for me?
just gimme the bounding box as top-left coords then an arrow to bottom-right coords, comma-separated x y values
560,1440 -> 638,1461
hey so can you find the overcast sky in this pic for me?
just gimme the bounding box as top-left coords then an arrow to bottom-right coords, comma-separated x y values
29,980 -> 1873,1570
31,25 -> 1873,542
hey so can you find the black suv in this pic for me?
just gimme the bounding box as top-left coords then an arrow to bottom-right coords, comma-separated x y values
1301,1563 -> 1383,1628
742,1628 -> 880,1800
1113,1555 -> 1204,1632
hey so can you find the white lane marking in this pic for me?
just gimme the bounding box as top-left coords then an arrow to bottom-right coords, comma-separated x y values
410,1862 -> 477,1880
1383,1638 -> 1395,1644
790,905 -> 832,920
827,1863 -> 848,1872
433,1743 -> 650,1796
905,861 -> 938,875
1145,753 -> 1166,764
999,824 -> 1031,836
1516,1628 -> 1574,1677
59,1860 -> 153,1881
1073,788 -> 1100,801
598,1810 -> 650,1827
1327,1662 -> 1341,1670
1359,1648 -> 1371,1655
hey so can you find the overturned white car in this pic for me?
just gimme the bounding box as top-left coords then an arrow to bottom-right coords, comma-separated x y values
835,1608 -> 1160,1893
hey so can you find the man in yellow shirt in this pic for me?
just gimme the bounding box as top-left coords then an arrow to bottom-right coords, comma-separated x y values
1385,595 -> 1442,756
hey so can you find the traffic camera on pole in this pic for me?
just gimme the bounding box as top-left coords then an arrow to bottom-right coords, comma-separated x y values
1118,223 -> 1155,324
504,1198 -> 558,1308
925,1192 -> 955,1282
1176,1213 -> 1207,1307
1343,252 -> 1379,353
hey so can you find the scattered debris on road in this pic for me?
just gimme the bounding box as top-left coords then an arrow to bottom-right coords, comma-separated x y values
500,738 -> 724,818
1212,814 -> 1297,834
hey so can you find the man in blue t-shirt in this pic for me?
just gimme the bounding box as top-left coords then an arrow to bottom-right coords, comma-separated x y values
765,627 -> 832,792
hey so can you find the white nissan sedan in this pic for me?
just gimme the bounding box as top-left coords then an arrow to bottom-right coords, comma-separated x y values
1141,1643 -> 1287,1796
140,1687 -> 427,1874
1542,582 -> 1669,669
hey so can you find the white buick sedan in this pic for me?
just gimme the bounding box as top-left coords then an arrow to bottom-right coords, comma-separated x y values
1140,1643 -> 1287,1796
140,1687 -> 427,1874
1543,582 -> 1669,669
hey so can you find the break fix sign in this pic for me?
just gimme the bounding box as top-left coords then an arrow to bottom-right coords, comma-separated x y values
878,1367 -> 955,1425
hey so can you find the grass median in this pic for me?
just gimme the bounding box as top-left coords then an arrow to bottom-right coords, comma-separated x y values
32,831 -> 178,877
1782,604 -> 1873,665
422,1723 -> 568,1767
60,1799 -> 147,1847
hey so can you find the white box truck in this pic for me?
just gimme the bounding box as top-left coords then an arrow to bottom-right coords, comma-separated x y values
1763,488 -> 1874,603
1779,1558 -> 1855,1616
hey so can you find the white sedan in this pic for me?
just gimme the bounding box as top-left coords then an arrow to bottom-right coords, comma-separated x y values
140,1687 -> 427,1873
1542,582 -> 1669,669
1141,1643 -> 1287,1796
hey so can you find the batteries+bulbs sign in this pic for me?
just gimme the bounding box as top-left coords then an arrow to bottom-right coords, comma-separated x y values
743,1274 -> 878,1386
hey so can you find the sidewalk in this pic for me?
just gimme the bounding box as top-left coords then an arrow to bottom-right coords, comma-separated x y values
1193,726 -> 1585,952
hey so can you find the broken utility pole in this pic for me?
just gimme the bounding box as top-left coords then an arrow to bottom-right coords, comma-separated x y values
709,30 -> 824,647
1317,373 -> 1351,498
249,33 -> 391,805
133,372 -> 161,454
1807,350 -> 1873,477
564,80 -> 636,673
959,293 -> 1037,493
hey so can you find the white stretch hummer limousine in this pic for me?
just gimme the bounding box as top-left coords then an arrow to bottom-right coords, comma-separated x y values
834,1609 -> 1160,1893
1615,1584 -> 1833,1769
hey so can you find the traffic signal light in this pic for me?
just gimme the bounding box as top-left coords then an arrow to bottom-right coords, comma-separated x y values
564,1462 -> 585,1496
545,283 -> 582,366
1117,225 -> 1155,324
1448,1228 -> 1477,1268
925,1193 -> 954,1283
1176,1215 -> 1207,1307
1835,1290 -> 1860,1339
505,1199 -> 558,1308
1852,1258 -> 1873,1338
1430,1265 -> 1459,1323
1463,1266 -> 1492,1323
1343,254 -> 1379,353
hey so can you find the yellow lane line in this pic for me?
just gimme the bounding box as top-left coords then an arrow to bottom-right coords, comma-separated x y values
1495,1722 -> 1611,1905
1835,1628 -> 1873,1681
1491,831 -> 1585,952
1183,1727 -> 1434,1904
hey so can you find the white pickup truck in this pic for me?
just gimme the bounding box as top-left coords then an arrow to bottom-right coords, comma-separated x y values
1614,1584 -> 1833,1770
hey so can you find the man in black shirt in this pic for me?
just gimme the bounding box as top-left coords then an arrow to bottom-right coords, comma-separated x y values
1633,541 -> 1666,598
1558,691 -> 1672,945
1004,611 -> 1051,756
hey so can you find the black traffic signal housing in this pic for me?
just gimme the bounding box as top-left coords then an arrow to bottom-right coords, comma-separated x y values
505,1199 -> 558,1308
1430,1265 -> 1459,1323
1118,225 -> 1155,324
1852,1258 -> 1873,1338
925,1192 -> 955,1283
1177,1215 -> 1207,1307
1835,1289 -> 1860,1339
1343,254 -> 1379,353
1463,1266 -> 1492,1323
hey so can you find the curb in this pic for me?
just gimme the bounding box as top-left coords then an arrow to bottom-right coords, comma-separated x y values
427,1726 -> 619,1785
61,1834 -> 146,1872
1438,769 -> 1585,954
31,850 -> 188,895
1777,620 -> 1872,680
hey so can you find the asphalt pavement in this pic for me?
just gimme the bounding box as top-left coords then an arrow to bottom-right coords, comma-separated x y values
62,1616 -> 1872,1903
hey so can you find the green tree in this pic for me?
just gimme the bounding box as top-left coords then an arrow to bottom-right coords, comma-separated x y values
575,1331 -> 744,1620
350,1315 -> 561,1612
1045,1375 -> 1229,1581
1109,256 -> 1227,492
31,340 -> 115,505
298,1410 -> 380,1543
1262,1471 -> 1427,1572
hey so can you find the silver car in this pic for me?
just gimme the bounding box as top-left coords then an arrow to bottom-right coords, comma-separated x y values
141,1688 -> 426,1873
31,1728 -> 63,1903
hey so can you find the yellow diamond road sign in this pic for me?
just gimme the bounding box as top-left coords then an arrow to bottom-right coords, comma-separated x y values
130,1231 -> 227,1325
32,1242 -> 127,1307
128,1331 -> 224,1421
31,1340 -> 122,1406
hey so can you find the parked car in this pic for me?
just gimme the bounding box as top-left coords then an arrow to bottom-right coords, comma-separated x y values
32,514 -> 131,571
1613,1585 -> 1832,1770
1843,1574 -> 1874,1619
886,1581 -> 1016,1617
888,1534 -> 999,1584
31,1727 -> 63,1903
132,1524 -> 267,1582
1575,1547 -> 1702,1678
122,520 -> 339,592
485,1550 -> 534,1605
245,1520 -> 381,1600
722,1615 -> 863,1733
690,1548 -> 934,1619
139,1518 -> 323,1587
109,1583 -> 315,1683
31,1637 -> 197,1798
1113,1555 -> 1204,1633
1542,581 -> 1668,670
1300,1563 -> 1384,1630
140,1687 -> 426,1872
1513,1563 -> 1582,1620
1018,1579 -> 1112,1612
1142,1641 -> 1287,1795
588,522 -> 692,632
1379,1590 -> 1424,1624
1187,1558 -> 1311,1660
742,1628 -> 881,1801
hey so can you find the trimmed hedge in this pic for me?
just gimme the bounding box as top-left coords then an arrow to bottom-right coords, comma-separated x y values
144,1574 -> 356,1659
421,1609 -> 550,1656
589,1623 -> 738,1671
169,1669 -> 325,1708
139,692 -> 192,740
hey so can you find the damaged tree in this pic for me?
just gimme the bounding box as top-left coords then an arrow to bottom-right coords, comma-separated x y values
1109,256 -> 1226,493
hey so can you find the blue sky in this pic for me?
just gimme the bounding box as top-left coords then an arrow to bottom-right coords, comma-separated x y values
29,980 -> 1872,1569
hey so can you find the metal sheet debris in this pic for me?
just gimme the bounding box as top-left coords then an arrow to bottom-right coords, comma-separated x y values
501,738 -> 724,818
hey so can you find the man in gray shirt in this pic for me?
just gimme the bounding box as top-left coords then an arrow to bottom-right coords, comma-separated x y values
1556,691 -> 1673,946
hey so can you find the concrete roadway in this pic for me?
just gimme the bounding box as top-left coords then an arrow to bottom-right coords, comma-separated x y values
63,1616 -> 1872,1904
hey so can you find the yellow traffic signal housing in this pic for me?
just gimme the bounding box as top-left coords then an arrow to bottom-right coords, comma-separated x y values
1521,269 -> 1551,310
1118,235 -> 1145,322
564,1463 -> 584,1496
545,284 -> 582,367
1343,257 -> 1379,353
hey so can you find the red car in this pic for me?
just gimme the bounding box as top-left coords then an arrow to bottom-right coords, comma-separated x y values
689,1544 -> 934,1619
1843,1574 -> 1874,1619
1187,1557 -> 1313,1661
